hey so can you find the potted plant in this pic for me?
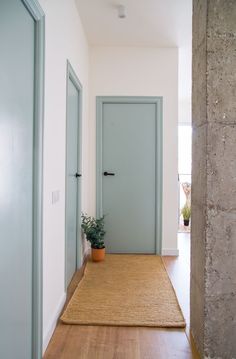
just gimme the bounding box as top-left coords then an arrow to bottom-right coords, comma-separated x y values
181,204 -> 191,226
81,213 -> 106,262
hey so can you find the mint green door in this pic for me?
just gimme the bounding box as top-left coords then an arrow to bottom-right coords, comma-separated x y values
97,97 -> 162,254
0,0 -> 44,358
65,64 -> 82,287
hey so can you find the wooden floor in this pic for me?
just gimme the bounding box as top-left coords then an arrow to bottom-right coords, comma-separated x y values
44,233 -> 199,359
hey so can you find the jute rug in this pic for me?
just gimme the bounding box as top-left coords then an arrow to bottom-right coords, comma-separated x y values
61,254 -> 186,328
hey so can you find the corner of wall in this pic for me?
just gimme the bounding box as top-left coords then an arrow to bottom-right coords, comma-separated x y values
162,248 -> 179,256
43,292 -> 66,354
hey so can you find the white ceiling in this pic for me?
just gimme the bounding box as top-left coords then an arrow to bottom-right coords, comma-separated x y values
76,0 -> 192,48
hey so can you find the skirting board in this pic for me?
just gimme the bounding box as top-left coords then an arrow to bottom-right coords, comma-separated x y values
43,292 -> 66,354
162,249 -> 179,256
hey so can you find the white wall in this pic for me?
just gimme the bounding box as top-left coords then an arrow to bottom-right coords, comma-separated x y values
38,0 -> 91,352
89,46 -> 179,255
178,46 -> 192,124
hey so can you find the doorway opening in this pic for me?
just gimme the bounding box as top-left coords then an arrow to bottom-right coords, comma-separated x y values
178,124 -> 192,234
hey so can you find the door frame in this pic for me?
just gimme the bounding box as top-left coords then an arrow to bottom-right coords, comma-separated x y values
21,1 -> 45,358
65,60 -> 83,289
96,96 -> 163,254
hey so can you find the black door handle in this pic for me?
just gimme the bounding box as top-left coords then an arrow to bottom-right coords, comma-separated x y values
75,173 -> 82,178
104,171 -> 115,176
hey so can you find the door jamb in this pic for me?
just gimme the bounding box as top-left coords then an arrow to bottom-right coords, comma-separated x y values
96,96 -> 163,254
21,1 -> 45,358
65,60 -> 83,289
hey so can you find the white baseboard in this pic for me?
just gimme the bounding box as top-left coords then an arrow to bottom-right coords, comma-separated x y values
162,248 -> 179,256
43,292 -> 67,354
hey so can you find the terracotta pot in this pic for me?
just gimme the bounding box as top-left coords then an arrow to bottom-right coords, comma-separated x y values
91,247 -> 105,262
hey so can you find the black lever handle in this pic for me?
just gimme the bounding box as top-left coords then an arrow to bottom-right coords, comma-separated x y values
75,173 -> 82,178
104,171 -> 115,176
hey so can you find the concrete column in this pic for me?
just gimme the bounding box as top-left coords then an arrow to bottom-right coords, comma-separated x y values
191,0 -> 236,358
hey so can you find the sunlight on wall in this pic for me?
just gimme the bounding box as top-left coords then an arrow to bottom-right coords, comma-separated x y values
178,125 -> 192,175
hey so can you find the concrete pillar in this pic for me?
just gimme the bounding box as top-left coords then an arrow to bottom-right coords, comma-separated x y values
191,0 -> 236,358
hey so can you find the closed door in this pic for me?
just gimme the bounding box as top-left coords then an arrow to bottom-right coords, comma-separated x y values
97,98 -> 162,254
0,1 -> 43,358
65,67 -> 82,287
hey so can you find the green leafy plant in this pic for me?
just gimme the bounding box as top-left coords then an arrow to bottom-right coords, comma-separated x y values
81,213 -> 105,249
181,204 -> 191,220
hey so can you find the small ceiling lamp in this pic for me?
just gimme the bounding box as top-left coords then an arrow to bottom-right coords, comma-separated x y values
118,5 -> 126,19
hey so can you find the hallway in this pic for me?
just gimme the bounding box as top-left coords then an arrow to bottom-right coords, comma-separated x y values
1,1 -> 236,357
44,234 -> 199,359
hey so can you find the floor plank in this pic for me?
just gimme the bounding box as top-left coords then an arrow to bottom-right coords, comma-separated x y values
44,233 -> 200,359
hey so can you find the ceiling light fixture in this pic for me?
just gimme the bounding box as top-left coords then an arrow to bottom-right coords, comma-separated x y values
118,5 -> 126,19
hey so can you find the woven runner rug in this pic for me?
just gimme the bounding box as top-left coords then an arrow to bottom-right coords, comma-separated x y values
61,254 -> 185,328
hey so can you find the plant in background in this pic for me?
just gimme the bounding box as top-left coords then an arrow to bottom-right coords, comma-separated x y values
181,204 -> 191,226
81,213 -> 105,249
